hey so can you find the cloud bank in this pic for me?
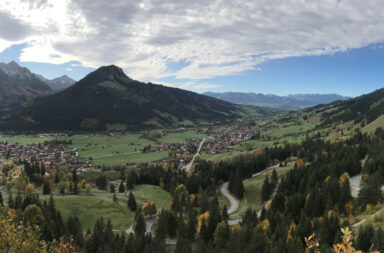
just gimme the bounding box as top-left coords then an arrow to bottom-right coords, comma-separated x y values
1,0 -> 384,84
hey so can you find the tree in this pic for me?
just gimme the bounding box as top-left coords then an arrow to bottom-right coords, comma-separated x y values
0,192 -> 3,206
356,224 -> 374,252
42,181 -> 51,195
271,169 -> 278,187
126,171 -> 137,190
128,192 -> 137,211
261,175 -> 272,201
142,201 -> 157,216
109,184 -> 116,193
133,211 -> 146,235
229,168 -> 244,199
26,183 -> 35,194
119,181 -> 125,193
24,204 -> 44,224
213,221 -> 229,249
96,174 -> 107,190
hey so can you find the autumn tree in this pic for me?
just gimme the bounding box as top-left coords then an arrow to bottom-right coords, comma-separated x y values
142,201 -> 157,216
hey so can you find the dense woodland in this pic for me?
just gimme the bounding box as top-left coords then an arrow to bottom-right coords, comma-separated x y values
2,129 -> 384,252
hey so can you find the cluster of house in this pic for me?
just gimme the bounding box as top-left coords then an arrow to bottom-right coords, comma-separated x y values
203,126 -> 259,154
0,141 -> 90,169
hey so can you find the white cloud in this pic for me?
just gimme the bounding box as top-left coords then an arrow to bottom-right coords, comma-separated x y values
0,0 -> 384,81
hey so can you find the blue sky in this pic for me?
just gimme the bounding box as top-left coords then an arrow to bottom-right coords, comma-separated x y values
1,1 -> 384,98
2,43 -> 384,97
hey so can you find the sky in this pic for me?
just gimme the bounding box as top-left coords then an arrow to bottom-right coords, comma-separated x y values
0,0 -> 384,97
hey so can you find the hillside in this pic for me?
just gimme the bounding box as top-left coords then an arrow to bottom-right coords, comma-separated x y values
0,61 -> 53,110
0,65 -> 246,131
204,91 -> 349,110
308,88 -> 384,128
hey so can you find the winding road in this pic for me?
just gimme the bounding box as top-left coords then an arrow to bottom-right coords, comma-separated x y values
220,163 -> 281,225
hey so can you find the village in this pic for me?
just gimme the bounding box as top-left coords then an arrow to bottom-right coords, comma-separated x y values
0,141 -> 90,169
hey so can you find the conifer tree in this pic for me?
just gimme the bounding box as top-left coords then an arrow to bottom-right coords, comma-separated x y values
8,192 -> 14,209
128,192 -> 137,211
119,181 -> 125,193
261,175 -> 271,201
133,211 -> 146,235
42,181 -> 51,195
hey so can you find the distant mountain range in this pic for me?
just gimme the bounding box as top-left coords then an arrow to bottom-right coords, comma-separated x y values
0,65 -> 246,132
0,61 -> 75,111
203,92 -> 350,110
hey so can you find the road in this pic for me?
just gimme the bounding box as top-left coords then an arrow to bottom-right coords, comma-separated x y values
220,163 -> 281,225
220,182 -> 239,215
350,174 -> 362,198
184,138 -> 206,172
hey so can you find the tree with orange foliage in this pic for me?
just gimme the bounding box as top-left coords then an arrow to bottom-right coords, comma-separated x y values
142,200 -> 157,216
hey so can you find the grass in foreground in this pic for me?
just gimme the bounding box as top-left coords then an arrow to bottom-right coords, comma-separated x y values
1,184 -> 172,231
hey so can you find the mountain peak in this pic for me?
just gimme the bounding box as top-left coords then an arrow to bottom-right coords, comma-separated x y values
85,65 -> 132,83
7,60 -> 20,68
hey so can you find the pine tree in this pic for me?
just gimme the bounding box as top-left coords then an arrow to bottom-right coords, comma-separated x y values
40,163 -> 46,176
43,181 -> 51,195
231,168 -> 244,199
133,211 -> 146,235
72,169 -> 77,183
271,169 -> 278,187
128,192 -> 137,211
126,171 -> 137,190
221,205 -> 229,221
8,192 -> 14,209
261,175 -> 271,201
109,184 -> 116,193
356,224 -> 375,252
119,181 -> 125,193
15,192 -> 22,210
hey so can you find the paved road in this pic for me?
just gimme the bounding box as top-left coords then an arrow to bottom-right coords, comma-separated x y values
220,182 -> 239,215
184,138 -> 206,172
220,163 -> 281,225
350,174 -> 362,198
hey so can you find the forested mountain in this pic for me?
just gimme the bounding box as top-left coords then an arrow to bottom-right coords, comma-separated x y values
0,65 -> 245,132
317,88 -> 384,127
204,91 -> 349,110
0,61 -> 53,110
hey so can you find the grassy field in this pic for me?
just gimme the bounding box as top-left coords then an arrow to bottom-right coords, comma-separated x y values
159,130 -> 205,143
262,123 -> 315,138
229,162 -> 295,219
68,134 -> 164,165
1,184 -> 172,231
362,115 -> 384,134
0,135 -> 54,145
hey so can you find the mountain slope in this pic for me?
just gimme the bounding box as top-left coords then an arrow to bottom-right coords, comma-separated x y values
317,88 -> 384,126
204,91 -> 349,110
0,61 -> 53,110
46,75 -> 76,91
0,65 -> 243,131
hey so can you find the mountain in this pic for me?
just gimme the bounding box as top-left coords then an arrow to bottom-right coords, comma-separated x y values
315,88 -> 384,127
0,61 -> 53,110
45,75 -> 76,91
203,92 -> 349,110
0,65 -> 244,131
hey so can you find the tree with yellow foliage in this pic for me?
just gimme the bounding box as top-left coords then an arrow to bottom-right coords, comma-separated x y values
26,183 -> 35,194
